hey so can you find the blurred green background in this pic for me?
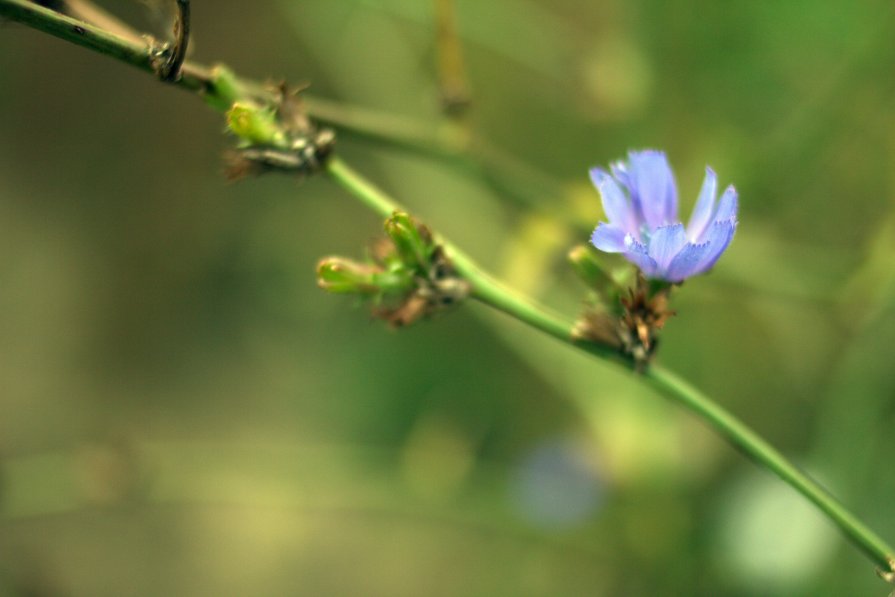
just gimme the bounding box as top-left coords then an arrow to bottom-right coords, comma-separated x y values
1,0 -> 895,595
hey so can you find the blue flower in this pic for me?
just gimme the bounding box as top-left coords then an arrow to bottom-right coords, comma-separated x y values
589,150 -> 738,283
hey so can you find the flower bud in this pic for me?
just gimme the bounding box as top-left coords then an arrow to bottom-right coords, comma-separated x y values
316,257 -> 415,296
226,102 -> 287,148
318,213 -> 466,328
316,258 -> 381,295
384,212 -> 433,271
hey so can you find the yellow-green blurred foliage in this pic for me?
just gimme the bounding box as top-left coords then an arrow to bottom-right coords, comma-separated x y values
1,1 -> 894,595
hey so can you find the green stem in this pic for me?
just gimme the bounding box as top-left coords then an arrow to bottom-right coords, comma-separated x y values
644,365 -> 895,572
325,158 -> 617,360
0,0 -> 211,94
326,157 -> 895,574
0,0 -> 572,223
4,0 -> 893,577
308,97 -> 573,223
325,157 -> 404,217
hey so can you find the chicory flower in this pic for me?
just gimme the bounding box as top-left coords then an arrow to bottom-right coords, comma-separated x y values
590,150 -> 738,283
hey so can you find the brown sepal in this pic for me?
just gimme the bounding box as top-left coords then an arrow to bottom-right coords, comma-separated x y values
574,273 -> 676,369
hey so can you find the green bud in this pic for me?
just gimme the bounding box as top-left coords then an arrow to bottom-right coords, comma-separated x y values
204,64 -> 242,112
226,102 -> 287,148
374,261 -> 418,295
316,257 -> 415,296
384,212 -> 433,271
316,258 -> 380,294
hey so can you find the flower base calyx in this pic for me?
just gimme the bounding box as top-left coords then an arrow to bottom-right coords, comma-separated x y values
571,251 -> 675,368
224,82 -> 335,180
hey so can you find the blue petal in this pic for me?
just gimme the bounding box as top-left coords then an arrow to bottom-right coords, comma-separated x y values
590,223 -> 627,252
627,150 -> 678,229
665,241 -> 712,282
624,237 -> 659,278
687,167 -> 717,242
610,161 -> 631,189
689,220 -> 736,276
647,224 -> 687,271
589,168 -> 636,233
714,185 -> 738,222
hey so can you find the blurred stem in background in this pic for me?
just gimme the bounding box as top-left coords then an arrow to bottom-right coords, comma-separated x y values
1,0 -> 893,581
18,0 -> 579,228
305,95 -> 578,227
433,0 -> 472,118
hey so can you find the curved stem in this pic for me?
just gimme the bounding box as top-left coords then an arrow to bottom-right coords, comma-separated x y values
644,365 -> 895,571
0,0 -> 212,93
325,158 -> 616,360
0,0 -> 573,224
3,0 -> 893,576
326,157 -> 895,573
45,0 -> 145,43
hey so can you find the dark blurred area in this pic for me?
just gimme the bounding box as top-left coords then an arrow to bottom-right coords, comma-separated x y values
1,1 -> 894,595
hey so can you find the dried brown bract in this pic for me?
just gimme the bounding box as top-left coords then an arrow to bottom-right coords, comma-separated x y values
573,274 -> 676,369
223,130 -> 335,181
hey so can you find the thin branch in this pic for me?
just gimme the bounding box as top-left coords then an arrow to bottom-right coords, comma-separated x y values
643,366 -> 895,573
2,0 -> 577,227
0,0 -> 212,94
306,95 -> 581,232
2,0 -> 894,578
35,0 -> 143,43
324,156 -> 612,357
325,156 -> 895,574
434,0 -> 472,117
305,96 -> 575,225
